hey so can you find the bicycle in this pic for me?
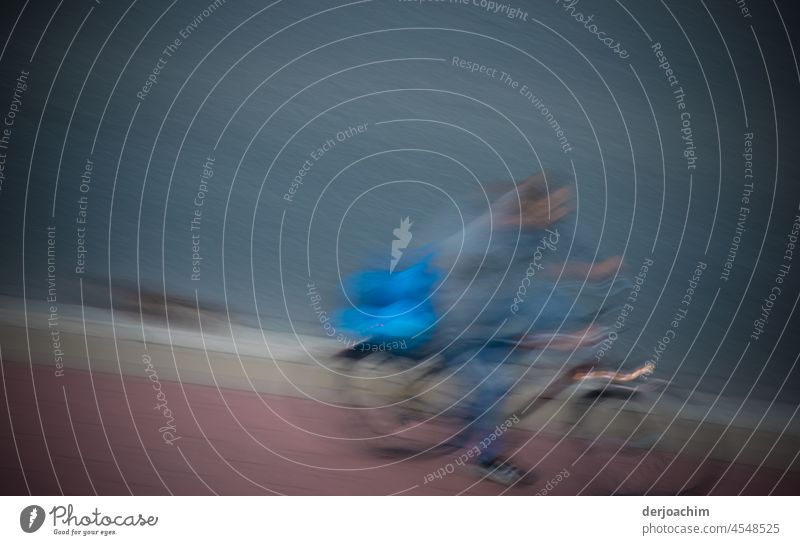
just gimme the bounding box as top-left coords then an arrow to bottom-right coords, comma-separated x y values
336,333 -> 663,460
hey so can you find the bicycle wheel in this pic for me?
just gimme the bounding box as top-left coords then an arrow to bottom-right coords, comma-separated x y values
338,349 -> 465,458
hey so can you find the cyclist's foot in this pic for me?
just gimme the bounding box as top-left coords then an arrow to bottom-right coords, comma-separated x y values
474,458 -> 528,486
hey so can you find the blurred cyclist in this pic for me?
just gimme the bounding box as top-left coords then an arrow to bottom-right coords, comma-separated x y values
340,171 -> 622,486
431,171 -> 622,485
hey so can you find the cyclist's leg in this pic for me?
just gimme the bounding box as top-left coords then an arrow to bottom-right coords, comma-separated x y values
449,342 -> 519,464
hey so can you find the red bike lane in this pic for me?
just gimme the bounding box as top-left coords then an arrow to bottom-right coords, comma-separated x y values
1,361 -> 796,495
